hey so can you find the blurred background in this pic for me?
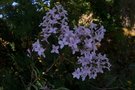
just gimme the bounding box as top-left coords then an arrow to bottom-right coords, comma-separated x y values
0,0 -> 135,90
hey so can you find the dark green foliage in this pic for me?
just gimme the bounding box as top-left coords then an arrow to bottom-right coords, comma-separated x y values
0,0 -> 135,90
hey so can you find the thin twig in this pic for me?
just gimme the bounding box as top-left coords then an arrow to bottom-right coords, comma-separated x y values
45,56 -> 60,73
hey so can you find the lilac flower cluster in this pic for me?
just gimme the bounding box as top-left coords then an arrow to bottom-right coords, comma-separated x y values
72,24 -> 111,80
30,4 -> 111,80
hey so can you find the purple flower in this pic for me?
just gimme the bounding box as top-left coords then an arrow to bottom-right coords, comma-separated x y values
48,27 -> 58,34
58,38 -> 68,49
51,45 -> 59,54
94,26 -> 106,42
73,52 -> 110,80
30,4 -> 111,81
89,22 -> 97,30
72,68 -> 81,79
84,38 -> 93,49
41,33 -> 50,43
32,39 -> 45,57
37,47 -> 45,57
53,14 -> 61,20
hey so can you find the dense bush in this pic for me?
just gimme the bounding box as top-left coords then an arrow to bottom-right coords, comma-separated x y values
0,0 -> 135,90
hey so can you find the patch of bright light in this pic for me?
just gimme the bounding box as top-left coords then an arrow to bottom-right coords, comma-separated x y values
31,0 -> 38,4
42,0 -> 50,6
0,14 -> 3,18
12,2 -> 19,7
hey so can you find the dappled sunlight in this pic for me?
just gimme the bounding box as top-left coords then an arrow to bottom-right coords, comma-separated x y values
78,12 -> 93,25
120,0 -> 135,27
0,38 -> 9,47
123,27 -> 135,36
1,0 -> 135,89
